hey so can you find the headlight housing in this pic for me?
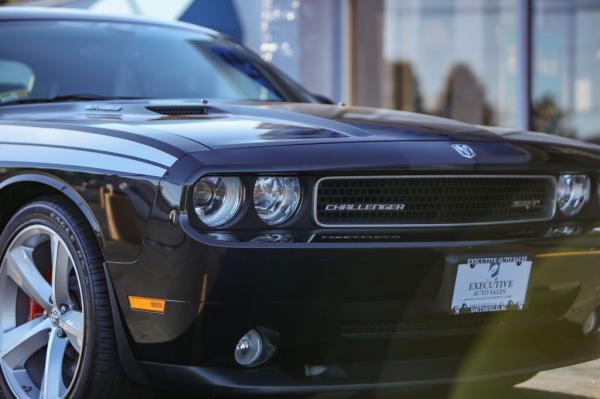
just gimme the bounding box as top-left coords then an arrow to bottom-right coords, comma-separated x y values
557,174 -> 590,216
253,176 -> 301,225
193,176 -> 244,227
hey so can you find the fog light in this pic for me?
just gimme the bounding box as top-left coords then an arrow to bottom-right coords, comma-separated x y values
583,310 -> 598,335
235,329 -> 264,367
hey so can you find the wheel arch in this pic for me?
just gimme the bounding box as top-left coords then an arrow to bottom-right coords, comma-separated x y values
0,172 -> 150,386
0,172 -> 104,255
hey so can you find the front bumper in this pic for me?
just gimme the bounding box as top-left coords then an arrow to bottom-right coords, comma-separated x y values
139,329 -> 600,394
106,219 -> 600,393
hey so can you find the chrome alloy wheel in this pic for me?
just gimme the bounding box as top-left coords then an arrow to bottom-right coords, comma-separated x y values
0,225 -> 84,399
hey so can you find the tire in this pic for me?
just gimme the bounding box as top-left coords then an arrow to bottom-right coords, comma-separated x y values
0,197 -> 148,399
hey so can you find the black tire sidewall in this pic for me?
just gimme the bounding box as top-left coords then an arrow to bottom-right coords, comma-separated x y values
0,200 -> 103,399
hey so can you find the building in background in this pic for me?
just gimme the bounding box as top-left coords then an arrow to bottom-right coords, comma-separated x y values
4,0 -> 600,142
352,0 -> 600,142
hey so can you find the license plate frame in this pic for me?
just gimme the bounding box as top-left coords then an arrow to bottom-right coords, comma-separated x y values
450,255 -> 533,314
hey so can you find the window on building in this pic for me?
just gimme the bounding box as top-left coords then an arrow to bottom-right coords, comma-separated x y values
351,0 -> 519,127
533,0 -> 600,142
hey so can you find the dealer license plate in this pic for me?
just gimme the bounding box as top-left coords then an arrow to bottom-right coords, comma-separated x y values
450,256 -> 532,314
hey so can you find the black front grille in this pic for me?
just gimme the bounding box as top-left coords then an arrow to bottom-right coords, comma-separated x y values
315,176 -> 556,226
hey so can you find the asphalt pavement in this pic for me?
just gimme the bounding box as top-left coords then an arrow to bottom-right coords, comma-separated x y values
305,358 -> 600,399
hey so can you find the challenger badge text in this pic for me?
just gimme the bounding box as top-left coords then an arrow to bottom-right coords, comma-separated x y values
324,203 -> 406,211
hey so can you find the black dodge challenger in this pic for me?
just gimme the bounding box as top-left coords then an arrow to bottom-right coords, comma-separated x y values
0,6 -> 600,399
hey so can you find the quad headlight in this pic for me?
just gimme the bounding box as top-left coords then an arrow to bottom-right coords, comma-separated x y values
557,174 -> 590,216
192,176 -> 244,227
253,176 -> 301,225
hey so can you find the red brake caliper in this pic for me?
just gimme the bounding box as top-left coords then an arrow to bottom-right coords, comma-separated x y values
27,268 -> 52,321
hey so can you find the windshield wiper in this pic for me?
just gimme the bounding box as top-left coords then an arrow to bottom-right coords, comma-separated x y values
0,94 -> 150,106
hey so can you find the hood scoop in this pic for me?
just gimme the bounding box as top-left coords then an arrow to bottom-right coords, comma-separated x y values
146,105 -> 221,116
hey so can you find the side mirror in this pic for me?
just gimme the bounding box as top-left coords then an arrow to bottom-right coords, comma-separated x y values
312,93 -> 335,104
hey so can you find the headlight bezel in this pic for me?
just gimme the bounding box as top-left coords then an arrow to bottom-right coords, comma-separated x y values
191,175 -> 245,227
188,174 -> 305,229
186,172 -> 599,231
556,174 -> 590,216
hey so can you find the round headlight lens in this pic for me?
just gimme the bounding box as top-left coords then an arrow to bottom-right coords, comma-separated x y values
557,174 -> 590,216
253,177 -> 301,225
193,176 -> 244,227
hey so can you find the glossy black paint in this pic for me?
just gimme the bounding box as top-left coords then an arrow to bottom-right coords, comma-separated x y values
1,7 -> 600,394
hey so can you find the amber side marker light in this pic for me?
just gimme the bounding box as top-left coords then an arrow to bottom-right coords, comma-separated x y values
128,296 -> 166,314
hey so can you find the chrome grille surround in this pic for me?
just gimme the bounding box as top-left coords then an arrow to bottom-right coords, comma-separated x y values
314,175 -> 557,228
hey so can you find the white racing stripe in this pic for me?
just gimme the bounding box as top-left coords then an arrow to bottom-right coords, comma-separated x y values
0,125 -> 178,168
0,143 -> 166,176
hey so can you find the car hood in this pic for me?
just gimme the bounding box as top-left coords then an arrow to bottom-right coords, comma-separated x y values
0,100 -> 507,150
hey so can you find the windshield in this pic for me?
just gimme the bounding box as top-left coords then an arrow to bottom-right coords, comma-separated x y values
0,20 -> 314,105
